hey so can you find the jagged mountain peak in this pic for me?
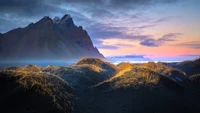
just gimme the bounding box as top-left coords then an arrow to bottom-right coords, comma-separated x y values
51,14 -> 73,25
36,16 -> 54,26
53,16 -> 60,23
40,16 -> 52,21
61,14 -> 72,21
37,14 -> 73,25
0,14 -> 104,61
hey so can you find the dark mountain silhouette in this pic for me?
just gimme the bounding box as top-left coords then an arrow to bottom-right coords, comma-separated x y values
0,14 -> 104,61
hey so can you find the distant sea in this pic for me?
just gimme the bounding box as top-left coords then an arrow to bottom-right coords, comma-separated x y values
110,60 -> 181,65
0,60 -> 182,69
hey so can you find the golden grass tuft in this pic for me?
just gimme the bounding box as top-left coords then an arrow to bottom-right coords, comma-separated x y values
76,58 -> 118,71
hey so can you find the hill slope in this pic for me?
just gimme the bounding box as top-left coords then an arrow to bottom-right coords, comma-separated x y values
169,58 -> 200,75
0,70 -> 74,113
43,58 -> 118,87
1,59 -> 200,113
87,67 -> 199,113
76,58 -> 118,76
138,62 -> 187,81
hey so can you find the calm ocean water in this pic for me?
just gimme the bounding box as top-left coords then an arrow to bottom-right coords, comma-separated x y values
0,60 -> 181,69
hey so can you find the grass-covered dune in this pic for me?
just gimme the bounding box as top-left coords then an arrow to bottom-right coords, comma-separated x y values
0,58 -> 200,113
97,67 -> 182,90
138,62 -> 187,81
169,58 -> 200,76
42,58 -> 118,87
88,67 -> 199,113
0,70 -> 74,113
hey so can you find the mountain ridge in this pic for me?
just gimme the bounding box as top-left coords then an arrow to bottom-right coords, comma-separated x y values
0,14 -> 104,62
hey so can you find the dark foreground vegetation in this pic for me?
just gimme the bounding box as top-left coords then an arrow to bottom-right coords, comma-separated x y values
0,58 -> 200,113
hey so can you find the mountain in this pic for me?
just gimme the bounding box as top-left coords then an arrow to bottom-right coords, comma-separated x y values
0,14 -> 104,61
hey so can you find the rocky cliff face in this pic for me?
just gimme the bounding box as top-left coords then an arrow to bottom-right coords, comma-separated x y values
0,14 -> 104,61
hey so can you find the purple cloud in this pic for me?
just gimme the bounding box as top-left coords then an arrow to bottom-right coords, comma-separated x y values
95,40 -> 134,50
140,38 -> 159,47
140,33 -> 183,47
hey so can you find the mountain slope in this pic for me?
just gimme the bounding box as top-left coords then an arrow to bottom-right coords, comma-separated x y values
0,14 -> 104,61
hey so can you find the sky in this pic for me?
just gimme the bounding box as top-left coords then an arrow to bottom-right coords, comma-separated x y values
0,0 -> 200,61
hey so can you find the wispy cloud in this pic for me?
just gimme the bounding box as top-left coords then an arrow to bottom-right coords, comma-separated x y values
173,41 -> 200,49
96,38 -> 135,50
140,33 -> 183,47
